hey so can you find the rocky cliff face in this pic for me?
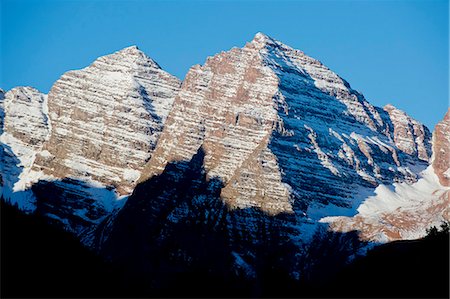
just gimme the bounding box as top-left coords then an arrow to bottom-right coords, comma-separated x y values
0,89 -> 5,135
0,87 -> 49,211
33,46 -> 180,195
323,110 -> 449,242
1,47 -> 180,242
433,109 -> 450,186
138,33 -> 431,230
1,34 -> 444,273
322,166 -> 449,242
383,104 -> 432,161
104,33 -> 436,279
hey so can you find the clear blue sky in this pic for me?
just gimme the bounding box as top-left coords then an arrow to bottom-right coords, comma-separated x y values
1,0 -> 448,129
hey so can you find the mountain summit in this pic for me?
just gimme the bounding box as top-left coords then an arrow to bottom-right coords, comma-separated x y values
1,33 -> 448,275
138,32 -> 432,221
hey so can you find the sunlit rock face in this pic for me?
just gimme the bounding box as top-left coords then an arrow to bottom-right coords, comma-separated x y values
433,109 -> 450,186
1,47 -> 181,243
321,166 -> 449,243
322,110 -> 449,243
383,104 -> 432,162
34,46 -> 181,195
101,33 -> 437,278
140,33 -> 431,226
0,87 -> 50,212
1,34 -> 442,263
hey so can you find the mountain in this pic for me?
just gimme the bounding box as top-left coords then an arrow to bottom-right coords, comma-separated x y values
101,33 -> 444,282
1,87 -> 49,212
1,33 -> 448,284
1,47 -> 181,244
323,109 -> 449,242
141,33 -> 432,218
33,46 -> 180,195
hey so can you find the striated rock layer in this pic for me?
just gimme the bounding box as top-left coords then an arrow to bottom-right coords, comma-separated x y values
140,33 -> 431,225
0,88 -> 5,135
323,110 -> 450,242
105,33 -> 435,277
1,34 -> 444,270
0,87 -> 50,211
432,109 -> 450,186
33,46 -> 181,195
383,104 -> 432,161
1,47 -> 181,242
321,166 -> 449,242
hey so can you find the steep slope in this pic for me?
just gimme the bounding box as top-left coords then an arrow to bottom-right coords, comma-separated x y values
384,104 -> 431,161
2,47 -> 181,242
140,32 -> 430,228
322,165 -> 449,242
105,33 -> 433,278
0,87 -> 50,212
0,88 -> 4,134
33,46 -> 181,195
323,110 -> 449,242
433,109 -> 450,186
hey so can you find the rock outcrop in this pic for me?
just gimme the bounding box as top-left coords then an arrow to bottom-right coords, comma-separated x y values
1,47 -> 181,242
322,166 -> 449,242
104,33 -> 436,278
0,87 -> 49,211
1,34 -> 443,264
140,33 -> 430,224
322,110 -> 449,243
432,109 -> 450,186
383,104 -> 432,162
33,46 -> 181,195
0,88 -> 5,135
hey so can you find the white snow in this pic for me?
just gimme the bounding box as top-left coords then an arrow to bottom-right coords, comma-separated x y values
320,165 -> 450,242
123,168 -> 141,182
356,166 -> 445,216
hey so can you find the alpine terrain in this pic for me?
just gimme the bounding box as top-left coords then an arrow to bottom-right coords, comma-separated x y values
1,33 -> 448,296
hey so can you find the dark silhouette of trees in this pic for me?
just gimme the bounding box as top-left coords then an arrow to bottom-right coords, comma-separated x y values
0,199 -> 129,298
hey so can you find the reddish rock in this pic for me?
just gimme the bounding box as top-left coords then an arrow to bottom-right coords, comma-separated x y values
433,109 -> 450,186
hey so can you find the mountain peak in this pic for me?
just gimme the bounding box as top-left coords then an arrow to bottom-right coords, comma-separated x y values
94,45 -> 162,70
384,103 -> 396,109
249,32 -> 277,48
7,86 -> 42,94
253,32 -> 270,41
117,45 -> 141,54
443,108 -> 450,121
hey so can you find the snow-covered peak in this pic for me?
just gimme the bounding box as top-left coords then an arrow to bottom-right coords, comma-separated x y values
1,86 -> 49,211
383,103 -> 396,110
120,45 -> 140,52
84,45 -> 162,74
6,86 -> 45,99
34,42 -> 181,196
2,45 -> 181,242
247,32 -> 282,51
114,45 -> 153,61
251,32 -> 273,43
